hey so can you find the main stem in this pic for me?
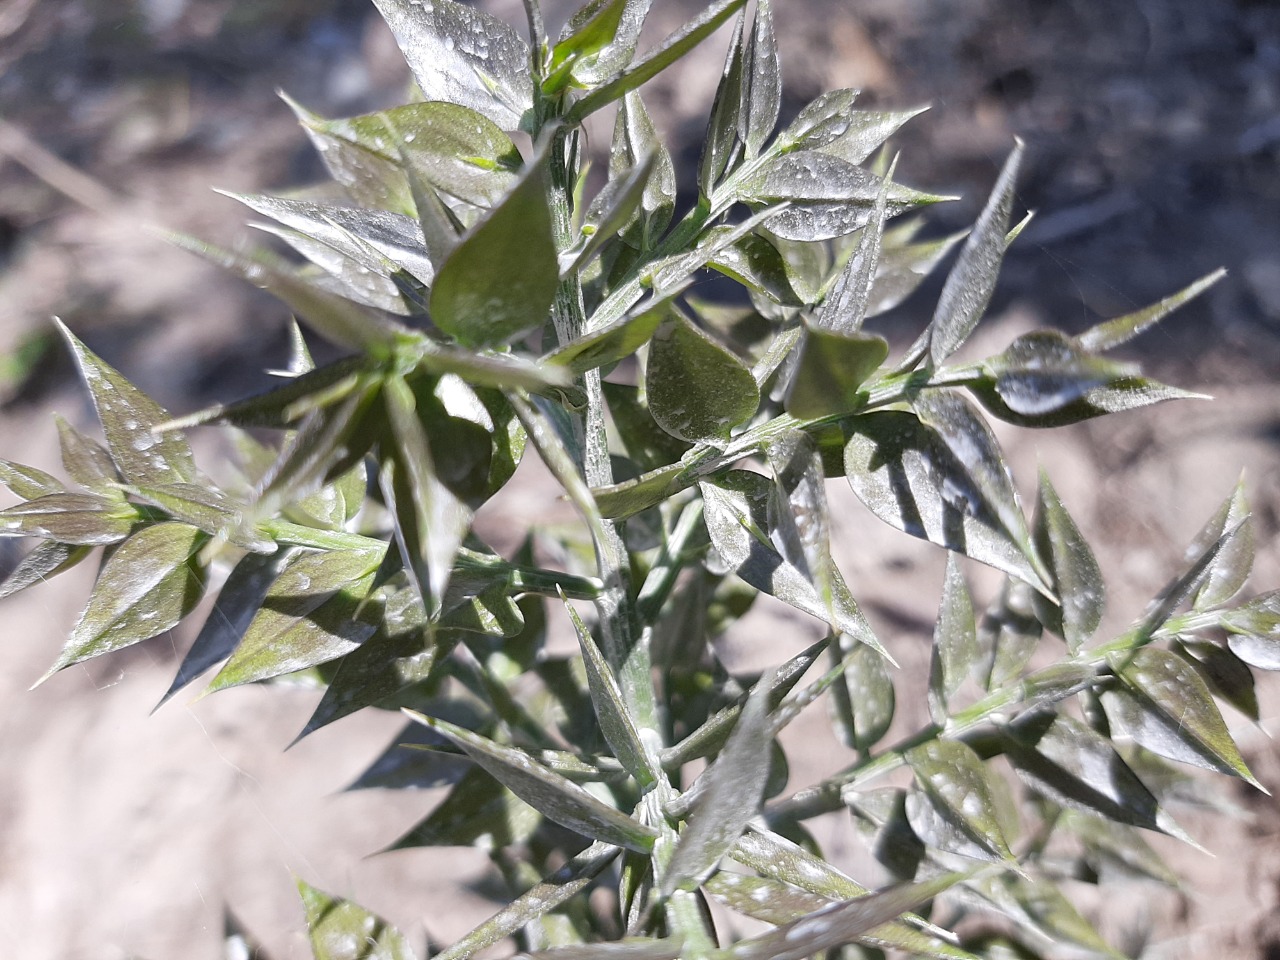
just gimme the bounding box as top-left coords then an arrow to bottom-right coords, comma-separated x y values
544,124 -> 659,735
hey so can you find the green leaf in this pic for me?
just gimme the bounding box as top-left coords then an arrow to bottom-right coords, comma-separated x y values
766,430 -> 833,608
829,638 -> 895,752
664,673 -> 774,892
0,540 -> 91,600
389,765 -> 541,850
700,471 -> 887,657
778,91 -> 927,165
867,222 -> 967,318
0,492 -> 135,545
53,414 -> 119,493
0,459 -> 64,500
567,0 -> 748,123
404,711 -> 659,852
739,0 -> 779,157
1223,590 -> 1280,670
973,873 -> 1122,960
698,11 -> 746,194
207,546 -> 382,691
521,939 -> 685,960
977,577 -> 1042,689
1003,712 -> 1189,839
430,155 -> 557,347
928,554 -> 978,723
645,309 -> 759,442
126,482 -> 274,553
370,0 -> 533,131
41,523 -> 207,679
846,788 -> 927,881
843,411 -> 1047,590
562,593 -> 654,783
1188,479 -> 1253,610
561,0 -> 651,86
738,152 -> 944,242
158,549 -> 291,708
297,878 -> 419,960
703,228 -> 806,305
1102,646 -> 1262,788
783,321 -> 888,419
928,142 -> 1022,366
1032,470 -> 1104,651
715,873 -> 963,960
608,92 -> 675,250
57,321 -> 197,486
547,0 -> 629,90
546,293 -> 670,376
381,375 -> 472,616
815,162 -> 893,335
905,739 -> 1015,863
574,154 -> 658,273
1063,809 -> 1180,886
1075,269 -> 1226,354
1176,638 -> 1259,722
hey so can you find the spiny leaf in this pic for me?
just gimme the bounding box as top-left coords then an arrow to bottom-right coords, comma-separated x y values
928,553 -> 978,724
57,320 -> 197,486
928,141 -> 1022,365
663,672 -> 774,892
0,540 -> 92,600
645,309 -> 759,442
370,0 -> 533,131
40,522 -> 207,681
1102,646 -> 1263,788
297,878 -> 419,960
430,154 -> 558,347
404,711 -> 659,852
562,592 -> 655,784
905,739 -> 1016,863
207,546 -> 382,691
1033,470 -> 1104,652
1076,269 -> 1226,354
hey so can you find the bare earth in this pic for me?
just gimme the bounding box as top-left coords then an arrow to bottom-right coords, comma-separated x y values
1,1 -> 1279,957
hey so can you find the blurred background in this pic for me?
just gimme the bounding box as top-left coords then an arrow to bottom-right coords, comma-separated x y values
1,0 -> 1279,957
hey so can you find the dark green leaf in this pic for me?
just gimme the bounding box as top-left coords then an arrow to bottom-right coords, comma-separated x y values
646,310 -> 759,442
1032,470 -> 1103,651
783,321 -> 888,419
567,0 -> 748,123
563,593 -> 654,784
1102,646 -> 1262,787
546,294 -> 670,376
1223,590 -> 1280,670
41,523 -> 207,679
0,540 -> 91,600
718,873 -> 963,960
404,711 -> 659,851
371,0 -> 533,131
0,492 -> 135,545
0,459 -> 63,500
928,554 -> 978,723
389,765 -> 541,850
430,156 -> 557,347
905,739 -> 1015,862
698,12 -> 746,194
828,637 -> 895,752
843,411 -> 1047,589
1004,712 -> 1189,839
58,321 -> 197,486
1176,638 -> 1259,722
977,577 -> 1043,690
53,414 -> 119,493
739,0 -> 779,157
664,673 -> 773,892
1075,269 -> 1226,354
928,142 -> 1022,365
1188,479 -> 1253,610
208,546 -> 382,690
847,788 -> 927,881
127,482 -> 273,553
297,878 -> 419,960
158,549 -> 291,708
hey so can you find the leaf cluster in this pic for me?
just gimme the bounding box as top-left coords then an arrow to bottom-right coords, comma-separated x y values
4,1 -> 1274,958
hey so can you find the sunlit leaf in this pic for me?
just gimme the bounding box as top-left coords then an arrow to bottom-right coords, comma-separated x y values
0,492 -> 135,545
646,309 -> 759,442
208,546 -> 382,690
1188,479 -> 1253,610
867,223 -> 967,318
978,576 -> 1042,690
739,0 -> 779,157
703,228 -> 806,305
905,739 -> 1015,862
1102,647 -> 1262,788
972,873 -> 1122,960
828,638 -> 895,752
0,540 -> 92,600
371,0 -> 533,131
1175,638 -> 1259,722
0,459 -> 63,500
698,11 -> 745,194
41,523 -> 207,680
928,142 -> 1022,365
1223,590 -> 1280,670
1076,269 -> 1226,354
928,553 -> 978,723
53,414 -> 119,494
1032,470 -> 1103,652
608,92 -> 675,250
297,878 -> 419,960
783,321 -> 889,420
547,294 -> 670,375
126,482 -> 274,553
404,711 -> 659,851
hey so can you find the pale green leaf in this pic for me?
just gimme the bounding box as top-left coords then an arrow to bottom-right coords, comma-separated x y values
698,11 -> 745,194
297,878 -> 419,960
1032,470 -> 1103,651
53,414 -> 119,493
905,739 -> 1015,862
1223,590 -> 1280,670
828,637 -> 895,752
1076,269 -> 1226,354
0,459 -> 63,500
646,310 -> 759,442
739,0 -> 779,157
0,540 -> 92,600
928,553 -> 978,723
0,492 -> 135,545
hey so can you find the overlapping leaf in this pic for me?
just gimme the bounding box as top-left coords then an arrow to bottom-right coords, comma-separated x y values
1032,470 -> 1104,651
905,739 -> 1016,863
928,554 -> 978,723
297,878 -> 419,960
645,310 -> 759,442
